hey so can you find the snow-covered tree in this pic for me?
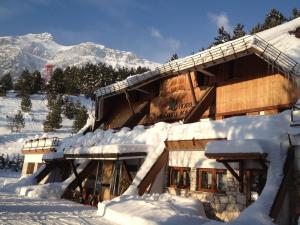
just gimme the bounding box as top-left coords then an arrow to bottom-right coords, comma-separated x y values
169,53 -> 179,62
0,73 -> 13,95
32,70 -> 44,93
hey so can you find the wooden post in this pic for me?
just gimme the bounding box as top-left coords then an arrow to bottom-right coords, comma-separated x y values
187,71 -> 197,106
70,160 -> 83,194
239,161 -> 244,193
125,91 -> 135,115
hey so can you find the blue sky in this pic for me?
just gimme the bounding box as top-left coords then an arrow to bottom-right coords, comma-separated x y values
0,0 -> 299,63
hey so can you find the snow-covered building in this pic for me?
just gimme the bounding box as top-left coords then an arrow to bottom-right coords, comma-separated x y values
16,18 -> 300,225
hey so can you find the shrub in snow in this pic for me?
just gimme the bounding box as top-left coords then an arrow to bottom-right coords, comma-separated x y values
6,111 -> 25,132
14,110 -> 25,132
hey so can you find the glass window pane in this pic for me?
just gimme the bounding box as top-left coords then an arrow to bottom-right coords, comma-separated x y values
217,171 -> 227,191
183,170 -> 190,187
201,171 -> 212,189
171,169 -> 180,186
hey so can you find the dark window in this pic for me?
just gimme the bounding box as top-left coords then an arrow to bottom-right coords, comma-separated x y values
196,71 -> 209,87
198,168 -> 227,193
26,163 -> 35,175
169,167 -> 190,189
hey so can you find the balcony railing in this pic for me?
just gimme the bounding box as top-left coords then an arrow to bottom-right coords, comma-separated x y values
22,137 -> 61,152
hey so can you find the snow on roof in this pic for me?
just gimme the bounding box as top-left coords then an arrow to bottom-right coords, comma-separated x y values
63,144 -> 152,157
205,139 -> 274,155
96,18 -> 300,98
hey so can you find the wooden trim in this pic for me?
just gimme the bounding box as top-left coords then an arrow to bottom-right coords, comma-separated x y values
138,150 -> 168,195
70,160 -> 83,194
125,91 -> 135,115
197,168 -> 226,193
187,71 -> 197,106
64,152 -> 147,159
221,161 -> 241,182
22,148 -> 56,154
215,103 -> 293,118
168,166 -> 191,189
206,153 -> 267,160
165,138 -> 226,151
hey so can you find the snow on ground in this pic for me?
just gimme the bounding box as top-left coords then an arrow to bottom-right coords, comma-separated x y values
0,192 -> 113,225
0,170 -> 20,188
98,193 -> 209,225
0,91 -> 93,157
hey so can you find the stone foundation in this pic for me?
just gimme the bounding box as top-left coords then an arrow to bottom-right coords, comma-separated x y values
167,170 -> 247,222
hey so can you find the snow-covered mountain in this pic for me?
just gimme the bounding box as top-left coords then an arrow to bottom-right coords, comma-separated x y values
0,33 -> 160,79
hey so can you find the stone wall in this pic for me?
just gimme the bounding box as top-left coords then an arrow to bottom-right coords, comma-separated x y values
167,169 -> 247,222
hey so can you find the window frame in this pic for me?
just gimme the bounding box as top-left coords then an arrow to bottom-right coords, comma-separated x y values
197,168 -> 227,193
26,162 -> 35,175
168,166 -> 191,190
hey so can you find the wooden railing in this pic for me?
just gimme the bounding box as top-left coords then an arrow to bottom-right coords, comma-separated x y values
22,137 -> 60,150
96,35 -> 300,98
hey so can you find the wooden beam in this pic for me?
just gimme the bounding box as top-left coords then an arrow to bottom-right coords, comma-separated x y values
138,150 -> 168,195
70,160 -> 83,194
239,161 -> 244,193
187,71 -> 197,106
197,68 -> 215,77
125,91 -> 135,115
135,88 -> 151,95
220,161 -> 241,182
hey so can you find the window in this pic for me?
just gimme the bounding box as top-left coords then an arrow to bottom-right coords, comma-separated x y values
196,71 -> 209,87
26,163 -> 35,175
169,167 -> 190,189
197,169 -> 227,193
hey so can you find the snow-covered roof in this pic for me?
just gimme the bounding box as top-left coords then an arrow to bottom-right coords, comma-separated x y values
64,144 -> 151,159
96,18 -> 300,98
204,139 -> 274,159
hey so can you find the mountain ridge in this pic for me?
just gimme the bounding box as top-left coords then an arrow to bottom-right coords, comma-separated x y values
0,32 -> 160,79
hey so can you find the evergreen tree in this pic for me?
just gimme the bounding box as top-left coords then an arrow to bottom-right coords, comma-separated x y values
232,23 -> 246,39
64,66 -> 80,95
212,26 -> 231,46
15,70 -> 34,95
46,68 -> 65,96
250,8 -> 287,34
43,104 -> 62,132
169,53 -> 179,62
63,99 -> 77,119
32,70 -> 44,93
21,94 -> 32,112
0,73 -> 13,95
291,8 -> 300,20
6,115 -> 15,132
14,110 -> 25,132
72,103 -> 88,132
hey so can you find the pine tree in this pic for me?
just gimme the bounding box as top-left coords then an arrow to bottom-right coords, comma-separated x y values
32,70 -> 44,93
46,68 -> 65,96
43,104 -> 62,132
15,70 -> 34,95
64,66 -> 80,95
72,104 -> 88,132
14,110 -> 25,132
232,23 -> 246,40
250,8 -> 286,34
169,53 -> 179,62
0,73 -> 13,95
6,115 -> 15,132
63,99 -> 77,119
212,26 -> 231,46
291,8 -> 300,20
21,94 -> 32,112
